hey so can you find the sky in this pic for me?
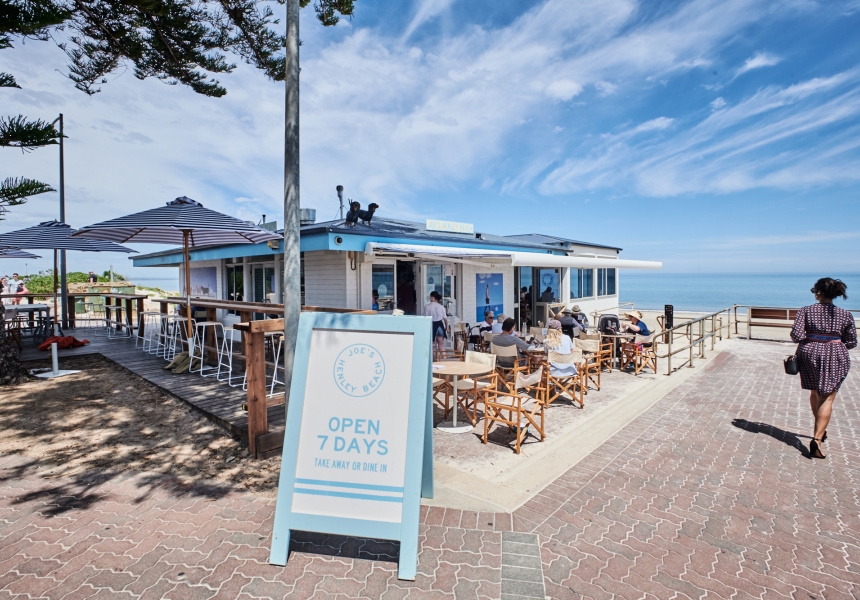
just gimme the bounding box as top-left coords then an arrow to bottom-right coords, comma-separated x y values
2,0 -> 859,286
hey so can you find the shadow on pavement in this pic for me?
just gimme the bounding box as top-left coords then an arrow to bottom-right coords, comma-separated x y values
290,531 -> 399,565
731,418 -> 810,458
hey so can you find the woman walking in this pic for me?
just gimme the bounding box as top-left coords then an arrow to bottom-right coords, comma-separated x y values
791,278 -> 857,459
424,291 -> 448,355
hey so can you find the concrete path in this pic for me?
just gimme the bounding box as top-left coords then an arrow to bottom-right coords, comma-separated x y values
1,339 -> 858,599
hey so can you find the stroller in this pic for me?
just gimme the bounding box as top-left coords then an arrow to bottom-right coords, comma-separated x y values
598,314 -> 620,335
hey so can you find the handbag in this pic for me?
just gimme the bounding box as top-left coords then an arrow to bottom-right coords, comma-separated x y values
783,354 -> 798,375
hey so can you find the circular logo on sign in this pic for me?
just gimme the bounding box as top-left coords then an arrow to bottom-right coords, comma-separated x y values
541,273 -> 553,286
333,344 -> 386,397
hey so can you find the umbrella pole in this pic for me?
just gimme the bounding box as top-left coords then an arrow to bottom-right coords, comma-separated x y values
53,249 -> 59,334
184,231 -> 192,339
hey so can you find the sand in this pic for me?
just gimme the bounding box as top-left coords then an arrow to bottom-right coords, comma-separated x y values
0,354 -> 281,496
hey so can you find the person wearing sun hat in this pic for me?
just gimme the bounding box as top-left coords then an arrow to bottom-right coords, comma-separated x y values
559,305 -> 587,338
622,309 -> 650,336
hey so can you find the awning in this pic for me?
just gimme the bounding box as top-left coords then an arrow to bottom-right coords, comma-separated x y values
364,242 -> 661,269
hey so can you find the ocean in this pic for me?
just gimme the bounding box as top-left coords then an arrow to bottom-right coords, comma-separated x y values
620,273 -> 860,313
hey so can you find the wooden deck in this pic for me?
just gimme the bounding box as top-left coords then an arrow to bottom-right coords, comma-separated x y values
18,329 -> 286,447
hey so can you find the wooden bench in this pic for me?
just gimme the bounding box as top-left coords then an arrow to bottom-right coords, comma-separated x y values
747,307 -> 798,339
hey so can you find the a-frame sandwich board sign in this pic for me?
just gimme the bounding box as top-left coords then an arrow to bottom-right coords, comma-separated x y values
269,312 -> 434,580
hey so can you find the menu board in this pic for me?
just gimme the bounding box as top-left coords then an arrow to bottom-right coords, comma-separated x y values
269,313 -> 433,581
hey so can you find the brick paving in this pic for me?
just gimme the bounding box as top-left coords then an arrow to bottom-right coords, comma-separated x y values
1,339 -> 859,599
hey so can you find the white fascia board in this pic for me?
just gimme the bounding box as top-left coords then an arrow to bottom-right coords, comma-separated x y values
509,252 -> 662,270
364,242 -> 513,259
364,242 -> 661,270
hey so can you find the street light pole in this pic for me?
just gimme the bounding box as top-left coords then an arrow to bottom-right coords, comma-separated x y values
58,114 -> 68,329
51,114 -> 68,329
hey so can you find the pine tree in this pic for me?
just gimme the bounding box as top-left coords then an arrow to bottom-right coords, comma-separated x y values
0,0 -> 355,97
0,1 -> 354,385
0,115 -> 59,216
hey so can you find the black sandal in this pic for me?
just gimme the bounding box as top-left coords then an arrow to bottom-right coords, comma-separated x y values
810,438 -> 826,459
822,430 -> 827,443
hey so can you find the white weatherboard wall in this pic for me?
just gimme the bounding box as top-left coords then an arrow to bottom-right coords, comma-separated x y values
304,251 -> 351,309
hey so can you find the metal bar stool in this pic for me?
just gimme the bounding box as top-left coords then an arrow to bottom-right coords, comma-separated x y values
217,327 -> 243,387
165,316 -> 192,361
269,334 -> 285,397
141,312 -> 165,354
106,304 -> 131,339
136,311 -> 162,349
243,331 -> 282,393
190,320 -> 224,377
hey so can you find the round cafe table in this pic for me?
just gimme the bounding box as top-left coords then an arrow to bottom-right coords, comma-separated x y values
433,361 -> 493,434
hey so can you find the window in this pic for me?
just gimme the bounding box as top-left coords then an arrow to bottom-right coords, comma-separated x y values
571,269 -> 594,299
372,264 -> 395,311
537,269 -> 559,302
597,268 -> 616,297
225,264 -> 244,315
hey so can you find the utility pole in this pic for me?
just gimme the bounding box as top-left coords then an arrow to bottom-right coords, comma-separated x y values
282,0 -> 300,412
52,114 -> 69,329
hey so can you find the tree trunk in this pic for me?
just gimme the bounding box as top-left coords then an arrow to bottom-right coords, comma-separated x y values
282,0 -> 300,411
0,304 -> 29,385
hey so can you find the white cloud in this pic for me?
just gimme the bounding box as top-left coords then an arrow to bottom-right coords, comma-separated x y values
594,80 -> 618,95
710,97 -> 726,110
545,79 -> 584,101
632,117 -> 674,133
735,51 -> 782,78
402,0 -> 457,40
538,69 -> 860,196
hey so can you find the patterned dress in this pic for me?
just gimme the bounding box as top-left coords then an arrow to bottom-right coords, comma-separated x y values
790,303 -> 857,395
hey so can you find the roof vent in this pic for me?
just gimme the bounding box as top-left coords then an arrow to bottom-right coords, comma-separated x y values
299,208 -> 316,226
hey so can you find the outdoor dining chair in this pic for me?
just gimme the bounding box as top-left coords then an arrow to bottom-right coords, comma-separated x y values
477,331 -> 496,353
574,338 -> 603,391
620,333 -> 659,375
434,347 -> 464,362
545,349 -> 584,409
452,350 -> 498,426
490,342 -> 528,393
482,365 -> 548,454
3,307 -> 22,351
452,322 -> 468,354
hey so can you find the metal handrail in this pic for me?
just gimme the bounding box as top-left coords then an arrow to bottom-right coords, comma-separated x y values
732,304 -> 860,338
590,302 -> 635,325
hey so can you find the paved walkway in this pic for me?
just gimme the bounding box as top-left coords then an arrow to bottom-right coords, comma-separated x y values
1,339 -> 858,599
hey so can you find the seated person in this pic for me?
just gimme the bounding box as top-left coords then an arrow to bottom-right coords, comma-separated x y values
544,319 -> 578,377
372,290 -> 379,311
469,310 -> 494,346
622,310 -> 651,338
571,304 -> 588,328
559,307 -> 586,338
539,287 -> 554,303
491,317 -> 532,367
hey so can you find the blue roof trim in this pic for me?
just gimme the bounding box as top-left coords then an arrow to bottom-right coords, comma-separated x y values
132,217 -> 612,267
133,240 -> 281,267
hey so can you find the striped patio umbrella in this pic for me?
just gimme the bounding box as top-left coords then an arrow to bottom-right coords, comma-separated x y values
72,196 -> 282,333
0,221 -> 136,329
0,248 -> 42,259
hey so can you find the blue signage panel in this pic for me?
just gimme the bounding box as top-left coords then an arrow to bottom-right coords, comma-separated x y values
269,312 -> 434,580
